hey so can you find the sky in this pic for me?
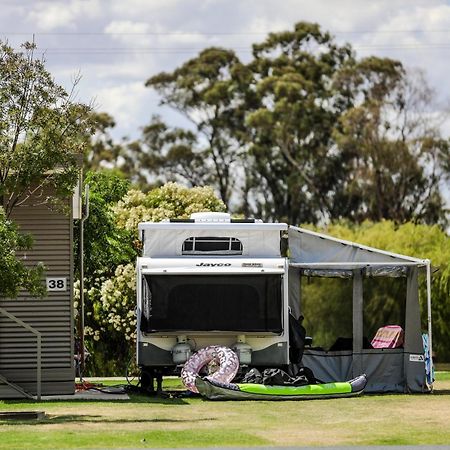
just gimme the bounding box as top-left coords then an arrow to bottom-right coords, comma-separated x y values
2,0 -> 450,142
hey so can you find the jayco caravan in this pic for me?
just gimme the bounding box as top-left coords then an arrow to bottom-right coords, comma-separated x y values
136,212 -> 289,390
136,212 -> 433,394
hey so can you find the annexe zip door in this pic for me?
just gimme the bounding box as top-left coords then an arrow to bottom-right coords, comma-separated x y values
140,274 -> 283,333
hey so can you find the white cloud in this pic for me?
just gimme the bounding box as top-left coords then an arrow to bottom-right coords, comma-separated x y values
0,0 -> 445,143
104,20 -> 150,35
110,0 -> 182,18
27,0 -> 102,31
104,19 -> 157,48
93,82 -> 154,136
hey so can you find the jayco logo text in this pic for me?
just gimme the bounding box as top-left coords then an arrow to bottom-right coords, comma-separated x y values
196,262 -> 232,267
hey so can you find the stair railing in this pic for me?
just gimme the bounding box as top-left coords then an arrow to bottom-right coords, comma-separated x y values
0,307 -> 42,400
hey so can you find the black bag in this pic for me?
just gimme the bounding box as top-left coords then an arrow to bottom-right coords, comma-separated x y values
261,367 -> 317,386
241,368 -> 263,384
241,366 -> 318,386
289,313 -> 306,364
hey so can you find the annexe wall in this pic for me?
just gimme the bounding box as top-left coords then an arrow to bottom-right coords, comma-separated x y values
0,194 -> 74,397
288,226 -> 431,393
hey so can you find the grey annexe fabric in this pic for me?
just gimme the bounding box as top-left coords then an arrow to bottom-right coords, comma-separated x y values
287,227 -> 430,393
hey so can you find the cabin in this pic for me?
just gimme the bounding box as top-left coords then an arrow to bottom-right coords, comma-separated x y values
0,186 -> 79,399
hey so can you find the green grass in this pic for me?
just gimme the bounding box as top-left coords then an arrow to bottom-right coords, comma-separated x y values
0,374 -> 449,449
435,371 -> 450,381
0,429 -> 269,449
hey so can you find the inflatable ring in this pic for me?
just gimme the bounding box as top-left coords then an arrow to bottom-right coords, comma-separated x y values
181,346 -> 239,393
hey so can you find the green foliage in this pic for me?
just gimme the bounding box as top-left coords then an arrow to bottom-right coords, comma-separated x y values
0,41 -> 94,216
142,22 -> 449,225
302,221 -> 450,360
302,278 -> 354,349
333,64 -> 447,224
0,207 -> 45,298
146,47 -> 250,207
73,170 -> 136,375
74,170 -> 135,279
246,22 -> 355,223
132,115 -> 210,189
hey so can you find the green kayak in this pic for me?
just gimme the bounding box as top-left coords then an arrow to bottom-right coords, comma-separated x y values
195,374 -> 367,400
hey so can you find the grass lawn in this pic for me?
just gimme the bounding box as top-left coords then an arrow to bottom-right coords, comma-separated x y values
0,373 -> 449,449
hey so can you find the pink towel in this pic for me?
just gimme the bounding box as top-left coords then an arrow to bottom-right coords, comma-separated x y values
371,325 -> 404,349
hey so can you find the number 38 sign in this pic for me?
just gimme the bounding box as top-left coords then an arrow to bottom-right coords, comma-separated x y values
46,277 -> 67,292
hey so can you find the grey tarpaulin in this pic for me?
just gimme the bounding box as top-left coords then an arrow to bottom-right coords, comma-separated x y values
302,350 -> 405,393
288,266 -> 301,320
287,226 -> 432,393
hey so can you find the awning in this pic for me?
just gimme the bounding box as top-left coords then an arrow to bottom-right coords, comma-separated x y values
288,226 -> 426,277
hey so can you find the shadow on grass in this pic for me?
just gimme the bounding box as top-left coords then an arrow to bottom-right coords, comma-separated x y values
432,389 -> 450,395
1,392 -> 192,406
0,414 -> 217,426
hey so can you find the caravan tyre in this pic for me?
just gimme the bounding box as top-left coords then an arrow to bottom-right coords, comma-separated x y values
181,346 -> 239,393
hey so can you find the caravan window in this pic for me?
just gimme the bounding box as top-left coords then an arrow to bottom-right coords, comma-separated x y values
182,237 -> 243,255
141,274 -> 282,333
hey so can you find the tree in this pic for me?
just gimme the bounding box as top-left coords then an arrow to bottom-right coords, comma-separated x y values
74,170 -> 135,280
0,41 -> 94,216
85,112 -> 122,170
333,60 -> 449,224
146,48 -> 251,207
114,182 -> 226,234
0,206 -> 44,298
143,22 -> 449,225
130,115 -> 210,189
243,22 -> 355,224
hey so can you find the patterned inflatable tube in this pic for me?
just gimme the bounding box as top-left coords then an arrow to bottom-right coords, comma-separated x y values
181,346 -> 239,393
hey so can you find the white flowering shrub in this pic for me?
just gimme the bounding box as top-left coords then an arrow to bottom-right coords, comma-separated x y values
81,181 -> 225,375
114,182 -> 226,233
99,263 -> 136,342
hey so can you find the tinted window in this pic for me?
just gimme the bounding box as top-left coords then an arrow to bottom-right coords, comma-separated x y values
141,275 -> 282,332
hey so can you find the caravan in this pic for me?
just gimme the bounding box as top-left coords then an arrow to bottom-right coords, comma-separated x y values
136,212 -> 433,394
136,212 -> 289,390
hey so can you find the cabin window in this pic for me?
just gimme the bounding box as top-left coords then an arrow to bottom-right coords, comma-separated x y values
182,236 -> 243,255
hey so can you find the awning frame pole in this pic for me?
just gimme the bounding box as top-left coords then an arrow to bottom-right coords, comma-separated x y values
289,261 -> 426,268
79,183 -> 90,380
426,259 -> 433,370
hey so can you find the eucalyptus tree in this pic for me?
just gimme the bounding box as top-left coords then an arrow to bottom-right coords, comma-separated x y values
333,59 -> 449,225
143,23 -> 449,225
244,22 -> 355,224
145,47 -> 251,207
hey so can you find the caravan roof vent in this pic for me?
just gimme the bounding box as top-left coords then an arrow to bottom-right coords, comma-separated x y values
190,212 -> 231,223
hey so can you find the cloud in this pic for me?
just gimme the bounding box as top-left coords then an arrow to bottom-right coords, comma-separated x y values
1,0 -> 445,143
92,82 -> 154,137
104,20 -> 150,35
27,0 -> 102,31
110,0 -> 182,19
